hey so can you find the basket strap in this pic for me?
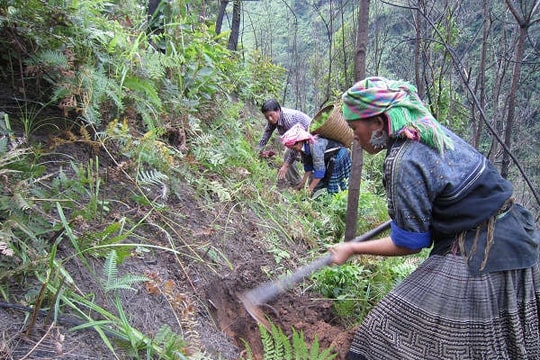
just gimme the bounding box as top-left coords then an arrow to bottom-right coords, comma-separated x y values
324,147 -> 341,154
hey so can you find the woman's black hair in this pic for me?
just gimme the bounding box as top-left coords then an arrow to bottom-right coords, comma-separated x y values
261,99 -> 281,113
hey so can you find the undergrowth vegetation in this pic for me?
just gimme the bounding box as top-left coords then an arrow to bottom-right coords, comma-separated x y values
243,323 -> 338,360
0,1 -> 426,359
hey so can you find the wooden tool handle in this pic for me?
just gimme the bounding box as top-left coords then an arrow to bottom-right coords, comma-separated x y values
243,220 -> 392,305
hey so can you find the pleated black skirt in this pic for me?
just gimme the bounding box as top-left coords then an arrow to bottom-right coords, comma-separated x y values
348,254 -> 540,360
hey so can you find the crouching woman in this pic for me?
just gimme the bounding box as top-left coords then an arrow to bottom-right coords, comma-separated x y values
281,124 -> 351,196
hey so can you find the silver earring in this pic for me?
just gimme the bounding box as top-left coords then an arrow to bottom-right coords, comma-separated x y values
369,130 -> 389,149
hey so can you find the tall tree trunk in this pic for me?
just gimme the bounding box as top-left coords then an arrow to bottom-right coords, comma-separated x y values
327,0 -> 334,101
216,0 -> 228,35
345,0 -> 370,241
227,0 -> 241,50
312,3 -> 333,103
340,0 -> 349,87
501,23 -> 526,178
487,45 -> 509,162
353,0 -> 369,81
472,0 -> 491,149
413,0 -> 424,96
500,0 -> 536,178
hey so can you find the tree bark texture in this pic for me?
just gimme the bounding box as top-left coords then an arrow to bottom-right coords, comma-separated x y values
228,0 -> 241,50
345,0 -> 370,241
216,0 -> 228,35
501,0 -> 534,178
472,0 -> 491,149
413,0 -> 424,96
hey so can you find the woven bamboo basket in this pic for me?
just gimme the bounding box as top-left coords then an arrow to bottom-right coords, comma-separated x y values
309,103 -> 354,147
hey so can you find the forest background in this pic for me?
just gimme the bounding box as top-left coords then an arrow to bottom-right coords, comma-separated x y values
0,0 -> 539,359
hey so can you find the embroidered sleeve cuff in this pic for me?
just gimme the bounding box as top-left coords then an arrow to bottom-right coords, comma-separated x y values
390,221 -> 432,250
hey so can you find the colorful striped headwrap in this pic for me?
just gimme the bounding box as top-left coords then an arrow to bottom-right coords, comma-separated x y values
281,124 -> 316,147
342,77 -> 453,153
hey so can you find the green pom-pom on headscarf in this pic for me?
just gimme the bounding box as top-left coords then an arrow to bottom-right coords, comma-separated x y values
342,77 -> 453,153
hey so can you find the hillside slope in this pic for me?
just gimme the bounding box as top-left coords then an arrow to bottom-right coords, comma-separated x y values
0,92 -> 355,359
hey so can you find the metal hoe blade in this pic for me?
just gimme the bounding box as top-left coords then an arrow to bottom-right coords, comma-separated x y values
238,292 -> 271,331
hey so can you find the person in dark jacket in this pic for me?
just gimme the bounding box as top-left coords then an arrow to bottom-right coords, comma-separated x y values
329,76 -> 539,359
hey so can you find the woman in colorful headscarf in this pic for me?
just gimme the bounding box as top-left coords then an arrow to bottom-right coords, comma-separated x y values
329,77 -> 539,359
281,124 -> 351,196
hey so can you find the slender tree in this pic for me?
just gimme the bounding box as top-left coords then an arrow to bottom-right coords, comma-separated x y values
311,2 -> 334,103
340,0 -> 349,87
413,0 -> 425,96
228,0 -> 241,50
345,0 -> 370,241
216,0 -> 228,35
500,0 -> 540,178
471,0 -> 491,149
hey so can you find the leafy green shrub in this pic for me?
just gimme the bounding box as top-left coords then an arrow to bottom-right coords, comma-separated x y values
365,251 -> 428,296
311,263 -> 373,324
1,0 -> 245,133
299,179 -> 387,244
0,129 -> 49,278
311,251 -> 426,326
356,181 -> 388,235
234,50 -> 287,105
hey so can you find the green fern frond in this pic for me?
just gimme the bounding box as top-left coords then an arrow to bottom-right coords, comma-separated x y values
109,275 -> 150,293
141,49 -> 166,80
240,338 -> 254,360
102,250 -> 149,293
193,133 -> 213,145
32,49 -> 69,68
154,325 -> 174,345
282,329 -> 293,360
258,321 -> 292,360
270,321 -> 287,360
123,76 -> 162,109
260,325 -> 273,359
152,325 -> 190,359
316,345 -> 338,360
209,180 -> 231,202
103,250 -> 119,290
78,66 -> 116,126
135,98 -> 160,130
309,337 -> 320,360
12,192 -> 32,211
292,329 -> 308,360
136,169 -> 169,186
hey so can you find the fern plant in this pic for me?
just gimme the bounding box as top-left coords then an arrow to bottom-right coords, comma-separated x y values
0,137 -> 50,278
244,321 -> 337,360
54,157 -> 111,221
67,250 -> 159,357
102,118 -> 178,173
101,250 -> 149,293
